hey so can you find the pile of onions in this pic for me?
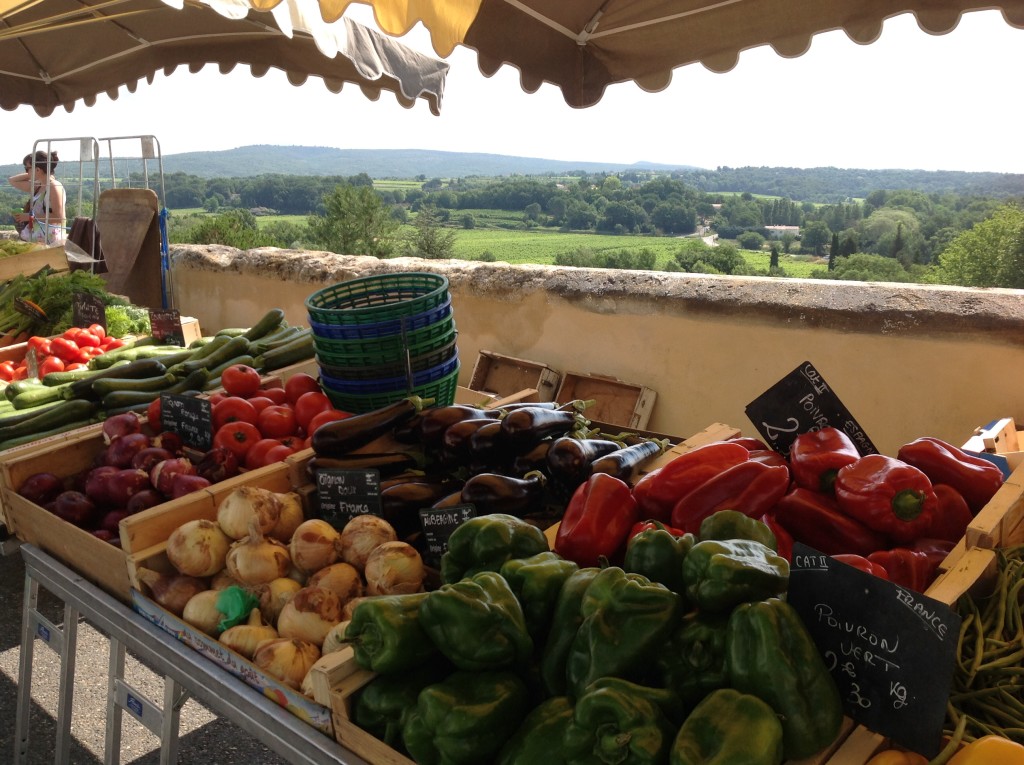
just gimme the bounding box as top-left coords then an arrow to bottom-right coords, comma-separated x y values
253,638 -> 321,690
321,620 -> 351,656
269,492 -> 304,542
256,577 -> 303,625
182,589 -> 226,636
219,608 -> 279,659
289,519 -> 340,574
136,568 -> 208,617
276,585 -> 343,647
307,562 -> 363,605
217,487 -> 282,540
364,541 -> 425,595
336,515 -> 397,571
225,521 -> 292,585
167,519 -> 231,577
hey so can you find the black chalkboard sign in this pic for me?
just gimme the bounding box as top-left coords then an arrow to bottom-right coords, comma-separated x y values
72,292 -> 106,331
160,393 -> 213,451
787,543 -> 960,757
418,504 -> 476,568
149,308 -> 185,346
315,469 -> 382,530
744,361 -> 878,458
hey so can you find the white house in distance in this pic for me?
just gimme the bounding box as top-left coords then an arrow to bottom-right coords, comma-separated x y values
765,224 -> 800,239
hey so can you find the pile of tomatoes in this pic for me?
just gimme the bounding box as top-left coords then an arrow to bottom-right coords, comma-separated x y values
146,366 -> 350,470
0,325 -> 126,382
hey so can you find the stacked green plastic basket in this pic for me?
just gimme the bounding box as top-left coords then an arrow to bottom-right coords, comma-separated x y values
305,272 -> 459,413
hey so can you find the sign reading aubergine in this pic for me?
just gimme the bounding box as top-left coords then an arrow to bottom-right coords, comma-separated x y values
744,361 -> 878,458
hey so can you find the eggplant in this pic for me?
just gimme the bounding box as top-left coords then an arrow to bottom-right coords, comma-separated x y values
467,420 -> 513,470
499,407 -> 581,452
431,490 -> 467,509
546,437 -> 623,483
460,471 -> 547,517
417,405 -> 500,447
382,480 -> 463,537
590,440 -> 666,482
439,418 -> 498,465
512,440 -> 553,476
311,396 -> 429,457
307,452 -> 420,479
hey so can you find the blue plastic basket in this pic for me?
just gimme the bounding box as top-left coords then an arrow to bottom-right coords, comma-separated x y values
310,296 -> 452,340
321,349 -> 460,395
324,364 -> 460,414
306,272 -> 449,326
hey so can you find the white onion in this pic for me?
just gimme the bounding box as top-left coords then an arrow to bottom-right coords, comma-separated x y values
181,589 -> 225,636
256,577 -> 303,625
336,514 -> 397,571
364,541 -> 425,595
321,620 -> 351,655
219,608 -> 279,659
340,595 -> 376,622
210,568 -> 242,590
167,519 -> 231,578
225,522 -> 292,585
253,638 -> 321,691
276,586 -> 343,647
136,568 -> 208,617
217,486 -> 282,540
308,562 -> 363,606
268,492 -> 304,542
289,519 -> 340,574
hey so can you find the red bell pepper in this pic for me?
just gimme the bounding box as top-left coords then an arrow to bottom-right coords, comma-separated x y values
728,436 -> 771,452
834,455 -> 938,544
631,441 -> 750,522
896,437 -> 1004,515
926,484 -> 974,543
789,426 -> 861,493
747,449 -> 789,469
909,537 -> 957,568
866,547 -> 938,593
832,553 -> 890,580
670,459 -> 791,534
760,512 -> 794,562
555,473 -> 639,567
773,486 -> 889,556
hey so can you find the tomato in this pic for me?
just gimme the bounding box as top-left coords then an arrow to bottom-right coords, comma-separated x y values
101,337 -> 125,350
88,324 -> 106,340
246,396 -> 276,414
293,391 -> 333,431
73,330 -> 101,348
63,362 -> 87,372
76,346 -> 105,363
38,356 -> 65,376
284,373 -> 322,404
49,338 -> 81,363
214,422 -> 262,461
221,364 -> 262,398
0,361 -> 15,381
260,387 -> 289,405
262,443 -> 299,465
11,365 -> 28,381
27,336 -> 51,355
258,404 -> 298,439
306,408 -> 351,436
212,397 -> 259,431
207,392 -> 227,407
278,435 -> 305,451
146,397 -> 162,427
244,438 -> 285,469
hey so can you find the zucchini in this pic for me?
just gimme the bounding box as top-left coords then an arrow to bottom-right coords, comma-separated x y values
103,390 -> 205,418
67,358 -> 169,400
0,399 -> 99,443
42,363 -> 124,386
90,372 -> 179,397
177,336 -> 250,374
242,308 -> 287,342
180,334 -> 232,363
248,325 -> 303,355
257,332 -> 315,371
100,369 -> 209,410
5,379 -> 46,402
90,345 -> 187,369
12,383 -> 74,410
189,336 -> 217,349
215,327 -> 248,338
0,417 -> 100,452
0,399 -> 62,428
207,354 -> 256,381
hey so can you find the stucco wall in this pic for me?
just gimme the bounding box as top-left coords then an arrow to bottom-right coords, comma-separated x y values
169,245 -> 1024,456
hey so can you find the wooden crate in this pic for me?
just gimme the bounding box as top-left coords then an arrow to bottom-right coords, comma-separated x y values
469,350 -> 561,403
0,244 -> 68,280
556,371 -> 656,429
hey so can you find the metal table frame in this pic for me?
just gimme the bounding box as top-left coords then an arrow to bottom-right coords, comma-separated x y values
14,544 -> 366,765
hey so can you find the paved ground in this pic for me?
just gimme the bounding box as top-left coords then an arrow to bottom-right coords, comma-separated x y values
0,540 -> 293,765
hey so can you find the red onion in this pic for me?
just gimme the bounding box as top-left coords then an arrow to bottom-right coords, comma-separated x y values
106,468 -> 153,508
195,447 -> 240,483
52,491 -> 98,527
104,432 -> 152,468
150,457 -> 195,496
152,431 -> 184,455
91,529 -> 121,545
170,473 -> 212,499
100,509 -> 131,534
131,447 -> 174,472
126,489 -> 164,514
83,466 -> 120,507
102,412 -> 142,444
17,472 -> 64,506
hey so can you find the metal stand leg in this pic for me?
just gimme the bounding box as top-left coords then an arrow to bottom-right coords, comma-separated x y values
14,576 -> 39,764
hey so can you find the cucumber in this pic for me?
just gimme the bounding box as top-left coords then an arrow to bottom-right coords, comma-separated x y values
242,308 -> 286,342
0,399 -> 99,443
12,383 -> 74,410
100,369 -> 209,410
90,372 -> 179,397
257,332 -> 315,371
67,358 -> 169,400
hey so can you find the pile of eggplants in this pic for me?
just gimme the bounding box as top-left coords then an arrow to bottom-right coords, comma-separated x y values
309,397 -> 668,539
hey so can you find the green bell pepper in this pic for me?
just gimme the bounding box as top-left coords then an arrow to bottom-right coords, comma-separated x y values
353,664 -> 449,751
670,687 -> 784,765
698,509 -> 778,551
500,551 -> 580,642
623,522 -> 694,595
726,597 -> 844,760
657,609 -> 730,708
419,570 -> 534,671
540,566 -> 602,697
496,696 -> 574,765
346,592 -> 439,673
440,512 -> 550,584
402,670 -> 530,765
583,676 -> 685,728
682,539 -> 789,613
563,676 -> 676,765
566,566 -> 681,699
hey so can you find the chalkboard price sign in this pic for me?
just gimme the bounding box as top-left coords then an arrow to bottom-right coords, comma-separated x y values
744,361 -> 878,458
149,308 -> 185,346
160,393 -> 213,451
787,543 -> 961,757
418,505 -> 476,568
315,469 -> 382,530
72,292 -> 106,331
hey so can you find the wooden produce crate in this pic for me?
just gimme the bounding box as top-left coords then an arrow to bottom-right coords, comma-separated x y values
556,371 -> 656,429
959,418 -> 1024,551
0,244 -> 68,281
469,350 -> 561,403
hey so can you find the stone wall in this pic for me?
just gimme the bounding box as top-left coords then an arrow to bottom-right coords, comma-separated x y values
169,245 -> 1024,455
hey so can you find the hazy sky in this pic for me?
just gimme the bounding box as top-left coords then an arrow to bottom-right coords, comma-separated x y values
5,8 -> 1024,173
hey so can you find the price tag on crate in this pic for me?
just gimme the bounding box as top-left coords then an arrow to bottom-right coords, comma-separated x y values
744,360 -> 878,458
418,504 -> 476,569
787,543 -> 960,758
315,469 -> 382,530
72,291 -> 106,331
160,393 -> 213,451
148,308 -> 185,346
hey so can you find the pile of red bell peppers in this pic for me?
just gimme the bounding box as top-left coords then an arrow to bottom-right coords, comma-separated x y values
554,427 -> 1004,593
